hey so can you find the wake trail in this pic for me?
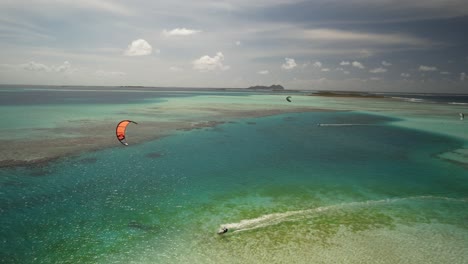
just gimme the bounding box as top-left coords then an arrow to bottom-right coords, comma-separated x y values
220,196 -> 467,233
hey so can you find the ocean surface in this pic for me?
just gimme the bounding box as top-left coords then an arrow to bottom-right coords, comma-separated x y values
1,86 -> 467,263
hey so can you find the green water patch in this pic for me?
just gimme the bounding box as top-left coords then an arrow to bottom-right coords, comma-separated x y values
1,111 -> 468,263
206,191 -> 468,249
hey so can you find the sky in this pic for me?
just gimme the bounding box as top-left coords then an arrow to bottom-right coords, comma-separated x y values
0,0 -> 467,93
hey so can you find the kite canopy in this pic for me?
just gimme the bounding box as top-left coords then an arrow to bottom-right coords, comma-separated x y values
116,120 -> 137,146
286,96 -> 292,102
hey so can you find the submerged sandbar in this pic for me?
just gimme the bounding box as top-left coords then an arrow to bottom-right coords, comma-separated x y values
0,98 -> 325,168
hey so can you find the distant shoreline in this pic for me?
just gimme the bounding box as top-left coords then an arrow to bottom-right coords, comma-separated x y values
1,84 -> 467,96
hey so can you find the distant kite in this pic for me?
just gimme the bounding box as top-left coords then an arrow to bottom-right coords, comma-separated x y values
286,96 -> 292,102
116,120 -> 137,146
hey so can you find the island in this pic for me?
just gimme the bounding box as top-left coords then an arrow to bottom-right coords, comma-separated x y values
247,84 -> 285,91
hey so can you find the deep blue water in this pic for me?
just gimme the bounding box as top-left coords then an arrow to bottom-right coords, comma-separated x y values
0,85 -> 257,105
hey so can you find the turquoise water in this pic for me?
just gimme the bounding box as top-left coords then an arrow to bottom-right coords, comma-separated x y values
1,108 -> 467,263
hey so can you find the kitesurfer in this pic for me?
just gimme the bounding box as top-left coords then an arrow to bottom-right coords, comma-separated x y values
460,113 -> 464,120
217,227 -> 228,235
116,120 -> 137,146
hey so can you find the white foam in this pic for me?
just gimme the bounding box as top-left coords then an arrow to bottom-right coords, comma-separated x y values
219,196 -> 467,233
317,123 -> 368,126
391,97 -> 425,103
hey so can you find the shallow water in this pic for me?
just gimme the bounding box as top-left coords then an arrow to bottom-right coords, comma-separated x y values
1,108 -> 467,263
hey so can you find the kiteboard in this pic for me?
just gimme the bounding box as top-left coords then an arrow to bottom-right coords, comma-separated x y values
217,227 -> 228,235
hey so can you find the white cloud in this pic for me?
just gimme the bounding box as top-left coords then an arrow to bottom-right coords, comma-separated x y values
418,65 -> 437,71
370,77 -> 382,81
235,41 -> 241,46
461,72 -> 466,81
352,61 -> 365,69
321,68 -> 330,72
440,71 -> 451,75
369,67 -> 387,73
401,73 -> 411,78
340,61 -> 350,66
382,61 -> 392,66
124,39 -> 152,56
258,70 -> 269,75
193,52 -> 230,72
162,28 -> 201,37
281,58 -> 297,70
21,61 -> 50,72
335,67 -> 350,74
313,61 -> 322,68
20,61 -> 72,73
55,61 -> 71,72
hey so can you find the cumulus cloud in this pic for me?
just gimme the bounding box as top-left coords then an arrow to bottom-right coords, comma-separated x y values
193,52 -> 230,72
162,28 -> 201,37
418,65 -> 437,71
55,61 -> 71,72
382,61 -> 392,66
340,61 -> 350,66
313,61 -> 322,68
258,70 -> 269,75
235,41 -> 241,46
461,72 -> 466,81
124,39 -> 152,56
352,61 -> 365,69
321,68 -> 330,72
21,61 -> 50,72
440,71 -> 451,75
281,58 -> 297,70
335,67 -> 350,74
369,67 -> 387,73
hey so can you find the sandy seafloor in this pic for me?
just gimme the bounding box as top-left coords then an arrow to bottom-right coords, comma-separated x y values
0,86 -> 467,263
